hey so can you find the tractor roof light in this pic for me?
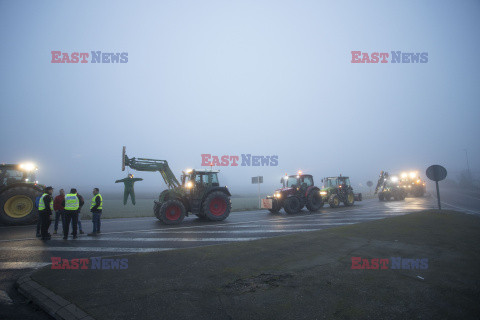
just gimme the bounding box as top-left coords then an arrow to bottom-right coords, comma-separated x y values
19,163 -> 37,172
390,176 -> 399,182
185,169 -> 193,174
401,172 -> 408,179
298,170 -> 302,175
409,171 -> 417,179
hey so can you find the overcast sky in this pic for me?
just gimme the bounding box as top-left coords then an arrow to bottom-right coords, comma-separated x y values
1,0 -> 479,194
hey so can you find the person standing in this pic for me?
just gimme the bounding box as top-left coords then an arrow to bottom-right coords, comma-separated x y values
73,193 -> 85,234
62,188 -> 82,240
53,189 -> 65,234
88,188 -> 103,236
115,174 -> 143,205
38,186 -> 54,240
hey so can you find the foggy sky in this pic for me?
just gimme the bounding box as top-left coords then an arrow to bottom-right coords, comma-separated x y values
1,0 -> 479,195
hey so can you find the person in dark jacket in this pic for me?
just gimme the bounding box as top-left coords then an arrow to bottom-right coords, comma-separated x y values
53,189 -> 65,234
88,188 -> 103,236
71,194 -> 85,234
38,186 -> 54,240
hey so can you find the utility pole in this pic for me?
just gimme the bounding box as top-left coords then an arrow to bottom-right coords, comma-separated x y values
464,149 -> 471,176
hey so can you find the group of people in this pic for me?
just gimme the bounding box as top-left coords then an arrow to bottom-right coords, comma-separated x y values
36,187 -> 103,240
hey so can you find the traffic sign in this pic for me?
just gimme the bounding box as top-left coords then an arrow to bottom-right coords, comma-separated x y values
426,165 -> 447,182
426,165 -> 447,210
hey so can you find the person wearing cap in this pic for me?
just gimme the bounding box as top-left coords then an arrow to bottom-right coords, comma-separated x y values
88,187 -> 103,236
38,186 -> 54,240
62,188 -> 83,239
115,174 -> 143,205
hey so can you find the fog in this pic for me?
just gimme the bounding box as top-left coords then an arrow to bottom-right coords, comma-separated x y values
1,0 -> 479,196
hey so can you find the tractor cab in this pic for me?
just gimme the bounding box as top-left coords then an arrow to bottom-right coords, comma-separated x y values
322,176 -> 351,189
282,173 -> 314,190
0,164 -> 38,187
181,169 -> 220,189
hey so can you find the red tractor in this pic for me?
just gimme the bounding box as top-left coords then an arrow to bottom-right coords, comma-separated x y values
262,172 -> 323,214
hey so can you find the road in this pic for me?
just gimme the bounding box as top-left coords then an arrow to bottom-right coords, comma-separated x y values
0,193 -> 478,319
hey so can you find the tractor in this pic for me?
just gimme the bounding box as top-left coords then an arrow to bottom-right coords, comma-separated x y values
320,176 -> 362,208
374,171 -> 407,201
262,172 -> 323,214
0,163 -> 44,225
122,147 -> 231,224
398,171 -> 426,197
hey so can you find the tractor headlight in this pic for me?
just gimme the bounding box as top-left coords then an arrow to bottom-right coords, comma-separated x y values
20,163 -> 36,171
320,191 -> 327,195
186,181 -> 193,188
274,193 -> 281,198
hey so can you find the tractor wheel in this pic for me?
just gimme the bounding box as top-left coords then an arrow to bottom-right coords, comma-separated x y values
344,191 -> 355,206
384,193 -> 392,201
284,196 -> 302,214
306,189 -> 323,212
0,186 -> 39,225
378,194 -> 384,201
203,191 -> 231,221
268,198 -> 281,214
328,194 -> 340,208
158,199 -> 186,225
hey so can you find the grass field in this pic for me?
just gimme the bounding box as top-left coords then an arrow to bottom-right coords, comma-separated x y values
80,197 -> 262,219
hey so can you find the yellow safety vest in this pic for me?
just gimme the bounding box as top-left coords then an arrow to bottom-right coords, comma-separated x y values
38,193 -> 53,211
91,194 -> 103,210
64,193 -> 80,211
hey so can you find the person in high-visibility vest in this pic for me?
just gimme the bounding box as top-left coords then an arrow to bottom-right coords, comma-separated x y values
61,188 -> 83,240
88,188 -> 103,236
38,186 -> 54,240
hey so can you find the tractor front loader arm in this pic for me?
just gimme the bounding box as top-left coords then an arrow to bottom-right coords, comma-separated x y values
122,146 -> 181,189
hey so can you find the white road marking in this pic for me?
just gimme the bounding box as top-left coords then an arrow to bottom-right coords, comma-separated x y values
0,262 -> 50,270
0,289 -> 14,303
62,237 -> 264,242
0,247 -> 173,253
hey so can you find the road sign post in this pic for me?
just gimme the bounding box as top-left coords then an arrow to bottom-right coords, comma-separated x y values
426,165 -> 447,210
252,176 -> 263,208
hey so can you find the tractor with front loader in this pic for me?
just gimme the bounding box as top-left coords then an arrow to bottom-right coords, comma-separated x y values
122,147 -> 231,224
374,171 -> 407,201
320,176 -> 362,208
262,172 -> 324,214
0,163 -> 43,225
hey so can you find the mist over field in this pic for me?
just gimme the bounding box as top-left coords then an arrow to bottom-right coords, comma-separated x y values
1,0 -> 479,196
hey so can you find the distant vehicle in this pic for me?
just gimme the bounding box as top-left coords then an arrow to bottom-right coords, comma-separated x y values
320,176 -> 362,208
374,171 -> 407,201
262,171 -> 323,214
0,163 -> 43,225
122,147 -> 231,224
398,171 -> 426,197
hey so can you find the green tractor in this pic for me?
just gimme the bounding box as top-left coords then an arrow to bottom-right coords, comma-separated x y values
122,147 -> 231,225
320,176 -> 362,208
0,163 -> 43,225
